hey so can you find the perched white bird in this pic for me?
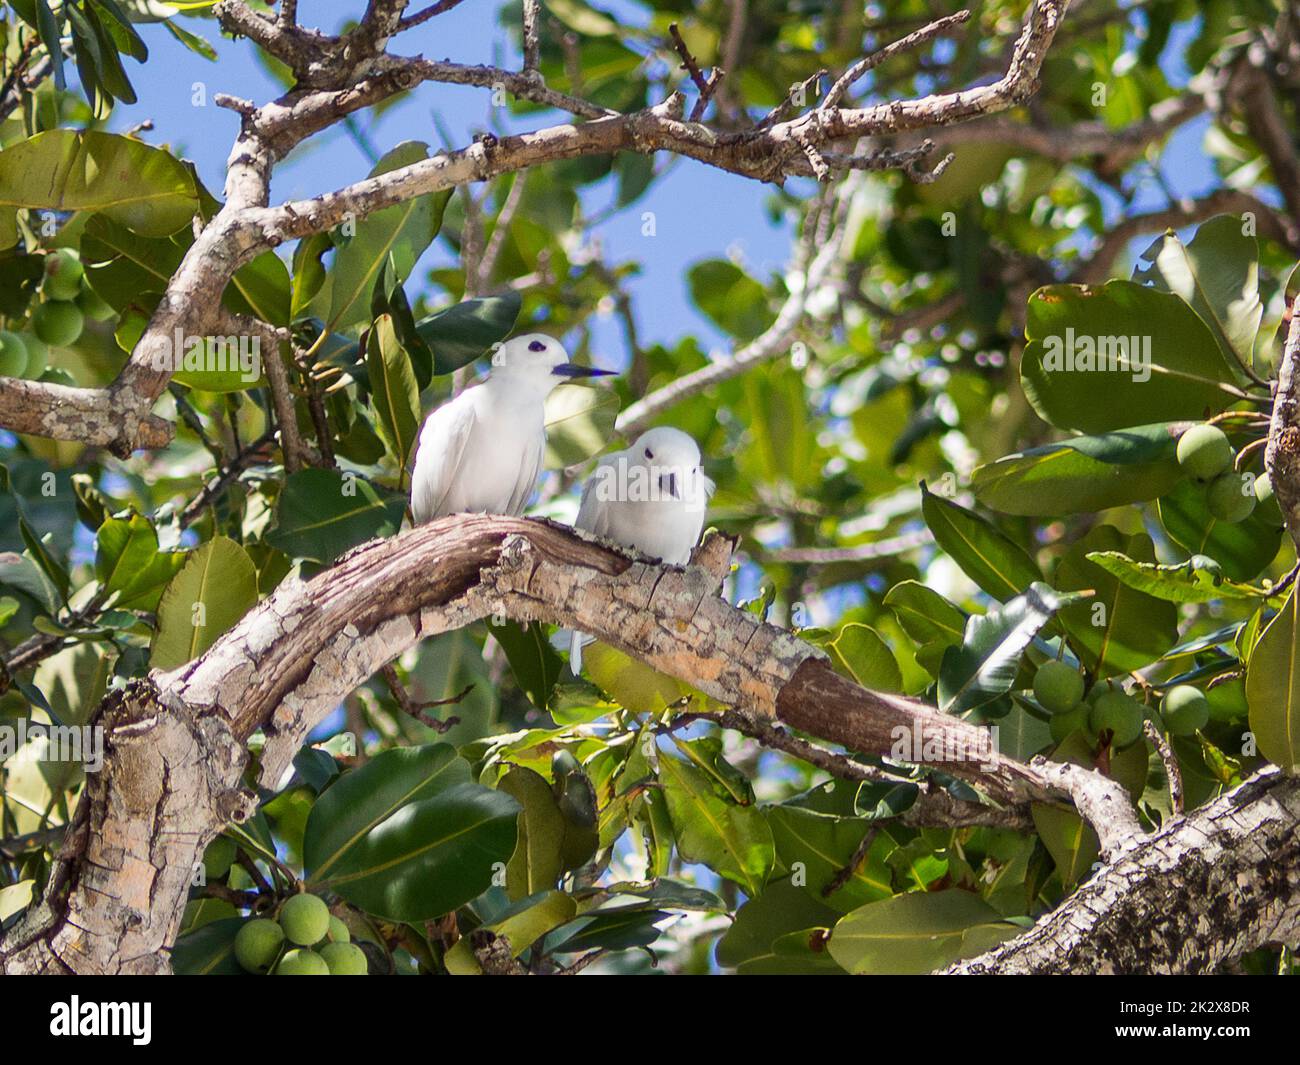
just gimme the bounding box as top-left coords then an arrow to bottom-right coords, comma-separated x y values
410,333 -> 613,523
566,426 -> 715,672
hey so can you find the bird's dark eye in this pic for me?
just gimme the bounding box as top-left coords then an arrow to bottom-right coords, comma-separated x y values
645,448 -> 653,459
528,340 -> 546,352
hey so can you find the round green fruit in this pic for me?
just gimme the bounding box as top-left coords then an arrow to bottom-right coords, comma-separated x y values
327,915 -> 350,944
32,301 -> 84,347
1161,685 -> 1209,736
234,917 -> 284,974
1049,702 -> 1090,744
1207,472 -> 1256,523
319,942 -> 368,975
43,249 -> 84,301
1085,679 -> 1121,704
1089,692 -> 1144,749
1032,660 -> 1084,714
1254,474 -> 1283,525
201,836 -> 237,880
276,948 -> 329,975
279,892 -> 330,946
1176,424 -> 1233,480
20,333 -> 48,378
76,284 -> 116,322
0,331 -> 28,376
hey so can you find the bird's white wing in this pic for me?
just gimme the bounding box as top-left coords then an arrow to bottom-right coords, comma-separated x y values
575,454 -> 619,536
410,392 -> 477,524
504,431 -> 545,517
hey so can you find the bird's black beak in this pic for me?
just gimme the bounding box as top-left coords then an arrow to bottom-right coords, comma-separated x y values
660,471 -> 679,499
552,364 -> 616,378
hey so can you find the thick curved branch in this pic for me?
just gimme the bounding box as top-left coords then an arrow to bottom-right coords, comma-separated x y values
0,514 -> 1128,974
944,768 -> 1300,974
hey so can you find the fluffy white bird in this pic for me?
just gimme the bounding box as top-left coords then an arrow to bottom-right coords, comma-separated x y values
566,426 -> 715,672
410,333 -> 613,523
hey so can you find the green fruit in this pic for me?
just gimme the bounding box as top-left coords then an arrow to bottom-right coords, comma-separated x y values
1032,660 -> 1084,714
76,284 -> 116,322
1089,692 -> 1144,749
1085,679 -> 1121,704
1207,471 -> 1256,523
43,249 -> 84,300
0,331 -> 28,376
1161,685 -> 1209,736
202,836 -> 237,880
20,333 -> 48,378
32,300 -> 84,346
279,892 -> 330,946
327,915 -> 350,944
276,948 -> 329,975
319,941 -> 368,975
1176,424 -> 1233,480
1254,474 -> 1283,525
1049,702 -> 1090,744
234,918 -> 284,973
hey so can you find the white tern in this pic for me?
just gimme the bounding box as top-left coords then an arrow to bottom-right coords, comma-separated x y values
565,426 -> 715,673
410,333 -> 613,523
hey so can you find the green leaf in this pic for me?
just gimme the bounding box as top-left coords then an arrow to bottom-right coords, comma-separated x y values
970,423 -> 1185,516
659,753 -> 774,897
687,259 -> 772,341
445,890 -> 578,974
1245,587 -> 1300,772
884,581 -> 966,646
543,385 -> 619,468
1133,214 -> 1261,380
311,143 -> 451,332
938,582 -> 1066,715
149,535 -> 257,670
317,782 -> 519,921
1055,526 -> 1178,678
1019,281 -> 1243,433
172,917 -> 246,975
716,878 -> 843,974
0,131 -> 197,248
34,642 -> 115,727
826,623 -> 902,692
920,483 -> 1042,601
767,805 -> 893,913
1157,478 -> 1283,582
366,314 -> 421,478
828,890 -> 1017,974
417,293 -> 522,377
497,766 -> 566,900
0,879 -> 34,922
1085,550 -> 1267,604
1030,803 -> 1098,890
487,619 -> 562,710
34,1 -> 65,91
267,468 -> 406,565
304,744 -> 470,882
95,512 -> 186,609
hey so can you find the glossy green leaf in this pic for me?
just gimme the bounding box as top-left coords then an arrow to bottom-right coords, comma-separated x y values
970,423 -> 1185,516
150,536 -> 257,670
1086,550 -> 1267,603
767,805 -> 893,913
367,313 -> 421,476
266,468 -> 406,564
417,292 -> 522,376
938,582 -> 1066,715
826,623 -> 902,692
0,131 -> 197,248
317,782 -> 519,921
920,484 -> 1042,601
828,890 -> 1017,975
487,619 -> 562,711
1055,526 -> 1178,678
716,878 -> 843,974
1133,214 -> 1260,379
95,512 -> 186,609
1245,587 -> 1300,772
497,766 -> 567,900
1020,281 -> 1244,433
304,744 -> 470,881
1158,478 -> 1283,582
659,753 -> 773,897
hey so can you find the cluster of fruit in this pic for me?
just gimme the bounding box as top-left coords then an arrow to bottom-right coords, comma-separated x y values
1032,660 -> 1209,748
233,892 -> 369,976
1176,424 -> 1280,525
0,249 -> 114,378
